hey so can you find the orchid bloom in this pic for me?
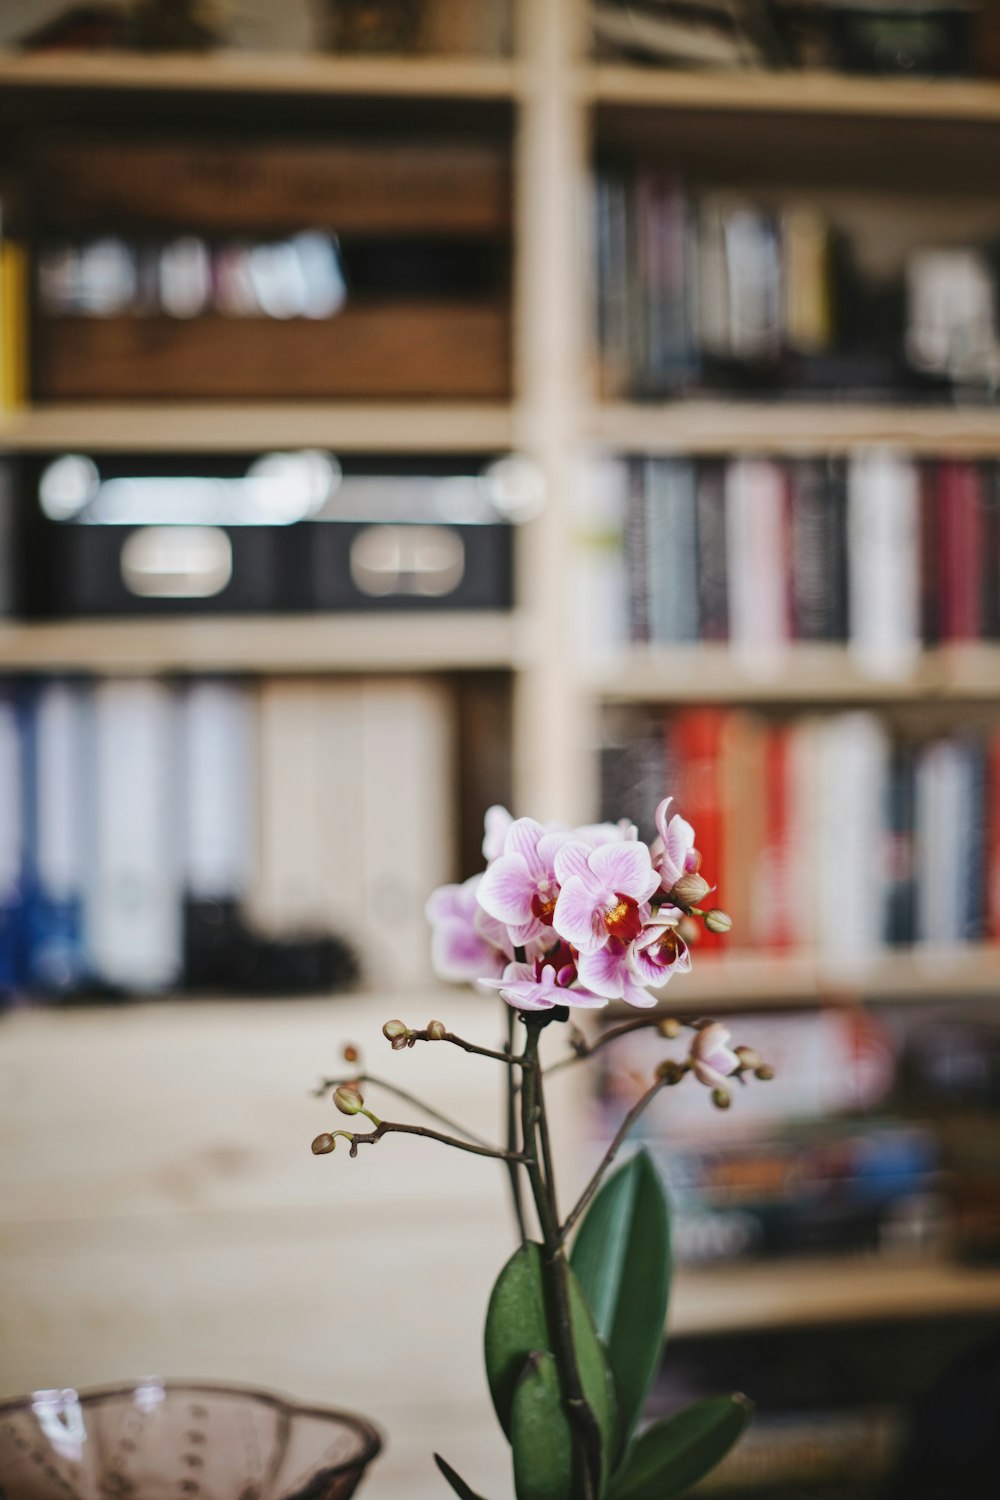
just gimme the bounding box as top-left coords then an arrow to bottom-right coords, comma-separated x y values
425,875 -> 511,983
576,939 -> 659,1009
477,817 -> 571,945
482,804 -> 514,863
652,797 -> 698,893
480,958 -> 606,1013
688,1022 -> 740,1089
552,839 -> 659,957
628,911 -> 692,989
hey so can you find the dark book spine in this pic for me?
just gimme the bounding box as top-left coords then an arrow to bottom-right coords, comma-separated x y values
789,457 -> 846,641
626,457 -> 649,644
696,460 -> 729,641
647,458 -> 699,642
885,742 -> 917,947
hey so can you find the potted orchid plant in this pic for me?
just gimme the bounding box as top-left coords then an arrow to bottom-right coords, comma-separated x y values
312,797 -> 772,1500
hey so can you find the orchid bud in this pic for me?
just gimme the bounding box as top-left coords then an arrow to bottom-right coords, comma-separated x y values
382,1020 -> 410,1050
334,1085 -> 365,1116
342,1043 -> 360,1064
704,908 -> 733,935
655,1059 -> 686,1085
657,1017 -> 681,1039
734,1045 -> 761,1071
677,914 -> 701,945
755,1064 -> 775,1082
426,1019 -> 447,1041
311,1133 -> 336,1155
671,872 -> 711,906
711,1087 -> 731,1110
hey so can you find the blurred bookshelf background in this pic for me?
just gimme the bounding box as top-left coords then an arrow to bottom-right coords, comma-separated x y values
2,0 -> 1000,1496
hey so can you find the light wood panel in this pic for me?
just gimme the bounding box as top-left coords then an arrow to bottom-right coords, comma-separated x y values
0,48 -> 519,99
0,402 -> 515,454
606,945 -> 1000,1012
588,643 -> 1000,705
593,402 -> 1000,457
0,612 -> 519,674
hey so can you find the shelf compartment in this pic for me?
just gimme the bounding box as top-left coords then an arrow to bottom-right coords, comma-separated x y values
592,402 -> 1000,458
587,644 -> 1000,706
0,612 -> 518,674
604,945 -> 1000,1012
671,1255 -> 1000,1337
0,49 -> 520,100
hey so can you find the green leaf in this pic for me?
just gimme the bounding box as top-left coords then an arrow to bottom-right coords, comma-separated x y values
608,1394 -> 753,1500
484,1240 -> 616,1478
433,1453 -> 493,1500
511,1353 -> 573,1500
570,1149 -> 671,1451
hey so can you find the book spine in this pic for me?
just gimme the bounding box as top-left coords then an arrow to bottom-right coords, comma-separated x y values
937,460 -> 985,641
695,460 -> 729,641
847,450 -> 921,679
646,458 -> 699,643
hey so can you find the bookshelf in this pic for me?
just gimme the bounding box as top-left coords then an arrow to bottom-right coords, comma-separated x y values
1,0 -> 1000,1423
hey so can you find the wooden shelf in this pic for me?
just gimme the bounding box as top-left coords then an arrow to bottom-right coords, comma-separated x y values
589,65 -> 1000,123
0,612 -> 518,674
592,402 -> 1000,458
0,48 -> 519,99
607,945 -> 1000,1012
0,402 -> 515,455
671,1255 -> 1000,1337
588,643 -> 1000,706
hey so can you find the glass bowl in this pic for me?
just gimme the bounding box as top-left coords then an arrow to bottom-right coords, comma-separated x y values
0,1380 -> 381,1498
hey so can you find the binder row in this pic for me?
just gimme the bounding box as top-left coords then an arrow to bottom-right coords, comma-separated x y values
602,707 -> 1000,955
583,453 -> 1000,672
0,674 -> 454,1003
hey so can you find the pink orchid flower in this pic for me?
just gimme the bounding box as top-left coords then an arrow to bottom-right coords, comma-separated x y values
572,819 -> 639,846
576,939 -> 658,1009
629,912 -> 692,989
652,797 -> 698,892
688,1021 -> 740,1089
477,817 -> 571,945
552,839 -> 660,957
480,959 -> 606,1013
425,875 -> 511,983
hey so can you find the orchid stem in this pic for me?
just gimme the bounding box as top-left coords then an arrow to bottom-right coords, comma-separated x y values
504,1007 -> 529,1245
521,1017 -> 602,1500
343,1120 -> 528,1163
560,1075 -> 670,1242
314,1072 -> 493,1150
408,1027 -> 531,1067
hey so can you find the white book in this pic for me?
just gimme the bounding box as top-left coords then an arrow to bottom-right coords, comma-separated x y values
574,455 -> 630,661
847,451 -> 921,681
915,739 -> 965,946
180,679 -> 255,903
85,680 -> 182,992
816,712 -> 890,960
359,677 -> 455,990
725,458 -> 789,672
33,681 -> 87,906
783,715 -> 824,951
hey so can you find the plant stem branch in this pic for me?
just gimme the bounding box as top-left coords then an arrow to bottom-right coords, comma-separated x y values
408,1027 -> 530,1067
560,1076 -> 670,1241
314,1073 -> 493,1149
546,1014 -> 686,1077
343,1120 -> 529,1163
521,1019 -> 602,1500
504,1007 -> 529,1245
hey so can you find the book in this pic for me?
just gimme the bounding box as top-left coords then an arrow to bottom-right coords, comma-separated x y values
725,458 -> 790,668
669,708 -> 727,949
788,457 -> 848,641
23,681 -> 88,995
695,460 -> 729,642
816,712 -> 890,958
0,689 -> 24,996
645,458 -> 700,643
935,460 -> 986,642
847,450 -> 921,680
84,679 -> 183,993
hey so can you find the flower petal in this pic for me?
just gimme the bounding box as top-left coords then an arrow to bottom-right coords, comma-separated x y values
482,804 -> 513,862
503,816 -> 548,868
553,841 -> 594,887
553,875 -> 606,954
588,839 -> 659,902
477,852 -> 534,926
431,917 -> 505,983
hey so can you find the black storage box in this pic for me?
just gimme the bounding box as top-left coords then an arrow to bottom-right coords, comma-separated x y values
16,452 -> 515,619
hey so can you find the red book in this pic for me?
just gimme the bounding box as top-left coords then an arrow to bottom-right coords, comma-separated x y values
760,723 -> 795,951
669,708 -> 728,952
936,461 -> 985,641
